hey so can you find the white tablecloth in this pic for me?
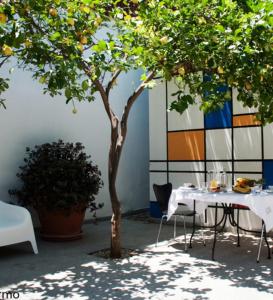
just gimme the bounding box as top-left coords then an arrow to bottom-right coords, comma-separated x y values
167,188 -> 273,231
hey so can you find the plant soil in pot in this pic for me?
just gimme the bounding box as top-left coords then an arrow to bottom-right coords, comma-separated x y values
10,140 -> 103,241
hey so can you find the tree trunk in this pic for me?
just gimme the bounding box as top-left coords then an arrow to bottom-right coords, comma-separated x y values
109,118 -> 123,258
92,72 -> 155,259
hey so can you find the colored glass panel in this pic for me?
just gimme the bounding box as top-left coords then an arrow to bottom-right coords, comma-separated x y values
203,74 -> 232,129
168,130 -> 204,161
204,101 -> 232,129
233,114 -> 261,127
263,160 -> 273,188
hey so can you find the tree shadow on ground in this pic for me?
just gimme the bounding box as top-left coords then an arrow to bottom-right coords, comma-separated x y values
0,221 -> 272,300
170,233 -> 273,294
0,247 -> 212,300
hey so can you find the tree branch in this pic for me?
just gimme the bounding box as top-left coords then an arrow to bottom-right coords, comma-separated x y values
94,79 -> 115,120
120,70 -> 155,138
78,60 -> 116,121
0,56 -> 9,68
106,69 -> 122,97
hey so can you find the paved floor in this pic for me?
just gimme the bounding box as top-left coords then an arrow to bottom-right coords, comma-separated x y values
0,218 -> 272,300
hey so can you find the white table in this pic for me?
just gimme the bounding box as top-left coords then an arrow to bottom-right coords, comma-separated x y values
167,188 -> 273,261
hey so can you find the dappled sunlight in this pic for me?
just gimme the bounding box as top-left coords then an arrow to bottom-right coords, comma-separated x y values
0,221 -> 272,299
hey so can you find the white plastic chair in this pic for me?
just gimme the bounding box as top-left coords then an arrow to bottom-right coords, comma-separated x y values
0,200 -> 38,254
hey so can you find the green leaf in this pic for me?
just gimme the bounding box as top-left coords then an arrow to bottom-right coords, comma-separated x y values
81,80 -> 89,90
95,40 -> 107,52
50,32 -> 61,41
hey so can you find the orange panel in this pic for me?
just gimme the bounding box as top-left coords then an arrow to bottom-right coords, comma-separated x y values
168,131 -> 204,161
233,114 -> 261,127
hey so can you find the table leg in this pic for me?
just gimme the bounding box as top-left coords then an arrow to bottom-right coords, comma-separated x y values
219,205 -> 228,233
189,200 -> 196,248
212,202 -> 218,261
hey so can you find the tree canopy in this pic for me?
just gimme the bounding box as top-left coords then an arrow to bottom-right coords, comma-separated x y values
1,0 -> 272,121
128,0 -> 273,121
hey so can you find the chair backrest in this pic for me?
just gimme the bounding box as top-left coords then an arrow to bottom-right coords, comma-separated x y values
153,183 -> 172,212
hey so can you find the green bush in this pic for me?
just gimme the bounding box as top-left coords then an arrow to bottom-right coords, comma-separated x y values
10,140 -> 103,213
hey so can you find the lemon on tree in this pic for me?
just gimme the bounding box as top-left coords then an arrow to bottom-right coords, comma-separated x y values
67,18 -> 75,26
160,36 -> 168,44
0,13 -> 7,24
2,44 -> 13,56
49,8 -> 58,17
245,82 -> 252,91
80,36 -> 88,45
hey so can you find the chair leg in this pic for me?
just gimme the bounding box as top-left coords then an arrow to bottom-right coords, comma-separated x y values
29,229 -> 38,254
174,215 -> 177,239
30,240 -> 38,254
237,208 -> 240,247
199,215 -> 206,247
183,216 -> 187,252
156,216 -> 165,247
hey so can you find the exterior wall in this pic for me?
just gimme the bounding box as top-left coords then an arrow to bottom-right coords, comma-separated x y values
149,78 -> 273,231
0,63 -> 149,222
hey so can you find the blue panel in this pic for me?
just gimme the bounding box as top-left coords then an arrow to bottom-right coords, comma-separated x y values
203,74 -> 232,129
204,100 -> 232,129
263,160 -> 273,188
150,201 -> 162,218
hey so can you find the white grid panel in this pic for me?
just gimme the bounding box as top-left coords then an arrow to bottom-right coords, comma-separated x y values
169,172 -> 205,189
168,162 -> 204,172
233,127 -> 262,160
263,123 -> 273,159
234,161 -> 262,173
167,79 -> 204,131
206,129 -> 232,160
149,162 -> 167,171
206,161 -> 232,173
149,79 -> 167,160
232,88 -> 258,115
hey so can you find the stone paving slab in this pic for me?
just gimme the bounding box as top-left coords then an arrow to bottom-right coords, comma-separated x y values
0,218 -> 272,299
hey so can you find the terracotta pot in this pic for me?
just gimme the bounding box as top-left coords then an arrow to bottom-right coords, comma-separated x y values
38,206 -> 86,241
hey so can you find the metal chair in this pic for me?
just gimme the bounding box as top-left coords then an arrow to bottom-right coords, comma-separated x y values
153,183 -> 205,251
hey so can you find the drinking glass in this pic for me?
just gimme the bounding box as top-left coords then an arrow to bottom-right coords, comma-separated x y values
200,181 -> 208,192
252,184 -> 262,194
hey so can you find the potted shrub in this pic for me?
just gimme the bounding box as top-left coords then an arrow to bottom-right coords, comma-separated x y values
10,140 -> 103,241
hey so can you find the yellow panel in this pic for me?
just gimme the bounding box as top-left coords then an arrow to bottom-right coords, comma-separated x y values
168,131 -> 204,161
233,114 -> 261,127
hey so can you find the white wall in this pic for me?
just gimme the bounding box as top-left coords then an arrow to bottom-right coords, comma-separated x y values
0,62 -> 150,221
